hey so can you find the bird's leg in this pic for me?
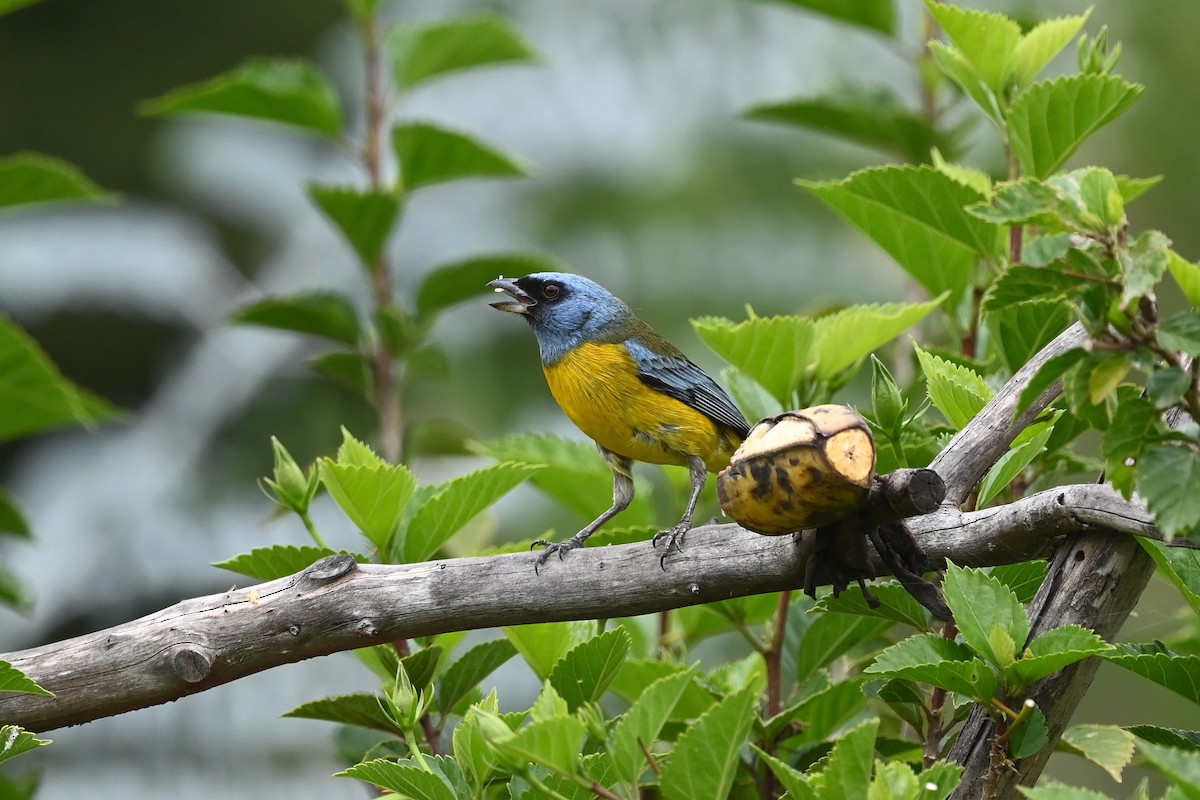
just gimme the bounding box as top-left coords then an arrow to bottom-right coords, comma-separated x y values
532,449 -> 634,571
652,456 -> 707,569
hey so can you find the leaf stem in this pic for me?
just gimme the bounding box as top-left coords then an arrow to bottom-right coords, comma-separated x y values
299,510 -> 329,550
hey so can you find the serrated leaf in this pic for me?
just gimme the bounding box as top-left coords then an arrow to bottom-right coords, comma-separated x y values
308,185 -> 401,269
986,300 -> 1075,373
812,581 -> 931,629
141,58 -> 342,138
744,89 -> 948,163
319,458 -> 416,550
402,462 -> 543,562
1136,446 -> 1200,540
944,563 -> 1028,670
795,613 -> 892,684
659,687 -> 757,800
497,715 -> 586,777
212,545 -> 351,581
754,745 -> 817,800
1168,250 -> 1200,308
1008,11 -> 1091,89
503,621 -> 594,681
0,725 -> 51,765
1147,368 -> 1191,410
1004,625 -> 1112,690
915,345 -> 991,430
610,659 -> 715,721
931,148 -> 992,196
920,761 -> 965,800
1014,347 -> 1086,421
548,628 -> 630,712
394,122 -> 526,192
400,645 -> 444,692
1020,783 -> 1114,800
811,297 -> 943,381
455,692 -> 502,789
230,292 -> 360,345
1061,724 -> 1135,782
793,677 -> 869,744
417,252 -> 564,319
800,166 -> 996,307
1105,644 -> 1200,705
0,316 -> 120,443
437,640 -> 516,715
0,661 -> 51,696
388,14 -> 538,90
611,670 -> 693,785
0,152 -> 113,211
1010,705 -> 1050,760
765,0 -> 894,34
926,1 -> 1020,97
1126,726 -> 1200,752
691,314 -> 815,406
866,633 -> 997,699
1158,312 -> 1200,357
1007,74 -> 1143,179
1139,540 -> 1200,617
820,717 -> 879,800
1134,738 -> 1200,797
1103,397 -> 1164,492
0,488 -> 29,538
283,692 -> 401,734
338,758 -> 456,800
978,417 -> 1056,506
1119,230 -> 1170,305
929,39 -> 1002,123
989,561 -> 1047,605
984,266 -> 1081,312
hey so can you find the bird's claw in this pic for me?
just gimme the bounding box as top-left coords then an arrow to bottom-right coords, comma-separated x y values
652,523 -> 691,570
531,538 -> 580,574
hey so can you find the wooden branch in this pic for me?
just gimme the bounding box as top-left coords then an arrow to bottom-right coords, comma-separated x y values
0,482 -> 1162,733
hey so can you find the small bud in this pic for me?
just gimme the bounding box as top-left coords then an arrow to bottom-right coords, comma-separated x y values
870,355 -> 906,437
265,437 -> 311,513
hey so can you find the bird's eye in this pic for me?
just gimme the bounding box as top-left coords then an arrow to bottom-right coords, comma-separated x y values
543,283 -> 561,299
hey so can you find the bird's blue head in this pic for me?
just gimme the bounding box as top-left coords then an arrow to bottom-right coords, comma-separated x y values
488,272 -> 633,364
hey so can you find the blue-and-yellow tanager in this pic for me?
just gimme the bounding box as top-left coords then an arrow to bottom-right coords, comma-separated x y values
488,272 -> 750,568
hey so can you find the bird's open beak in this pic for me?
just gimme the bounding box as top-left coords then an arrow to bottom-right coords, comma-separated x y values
487,277 -> 536,314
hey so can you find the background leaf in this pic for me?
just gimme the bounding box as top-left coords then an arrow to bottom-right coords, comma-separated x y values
0,488 -> 30,538
0,152 -> 113,211
417,252 -> 565,320
1104,644 -> 1200,705
437,639 -> 518,715
819,717 -> 879,800
308,185 -> 401,269
283,692 -> 402,735
610,670 -> 692,786
1136,446 -> 1200,540
691,314 -> 814,405
503,621 -> 594,681
761,0 -> 894,35
811,297 -> 943,381
388,14 -> 539,90
393,122 -> 526,191
659,686 -> 757,800
230,292 -> 360,345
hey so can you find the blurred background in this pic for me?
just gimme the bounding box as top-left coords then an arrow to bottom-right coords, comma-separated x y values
1,0 -> 1198,796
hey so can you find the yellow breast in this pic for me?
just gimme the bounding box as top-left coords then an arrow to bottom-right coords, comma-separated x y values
543,342 -> 739,471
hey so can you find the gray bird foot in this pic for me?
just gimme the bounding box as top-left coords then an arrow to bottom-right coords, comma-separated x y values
531,537 -> 583,573
652,522 -> 691,570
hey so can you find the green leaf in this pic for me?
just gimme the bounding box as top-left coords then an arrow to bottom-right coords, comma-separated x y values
744,89 -> 948,163
455,693 -> 502,789
307,185 -> 401,269
1061,724 -> 1135,783
795,613 -> 892,684
659,687 -> 757,800
0,152 -> 113,211
764,0 -> 895,34
925,1 -> 1020,97
1147,368 -> 1192,410
393,122 -> 526,192
986,300 -> 1075,373
920,761 -> 965,800
388,14 -> 538,90
820,717 -> 879,800
437,639 -> 518,715
812,582 -> 930,630
1014,348 -> 1086,421
915,345 -> 991,430
1120,229 -> 1171,305
417,252 -> 564,320
691,314 -> 814,406
0,488 -> 29,538
141,58 -> 342,138
800,166 -> 997,307
1007,74 -> 1143,179
338,758 -> 456,800
1008,11 -> 1091,89
1103,397 -> 1164,494
0,726 -> 50,765
753,746 -> 817,800
1010,705 -> 1050,760
212,545 -> 350,581
611,670 -> 693,786
1168,250 -> 1200,308
230,292 -> 360,345
928,40 -> 1002,123
865,634 -> 997,699
983,266 -> 1081,312
978,417 -> 1055,506
1135,738 -> 1200,797
319,447 -> 417,550
1020,784 -> 1114,800
1137,446 -> 1200,540
402,462 -> 543,562
0,565 -> 33,614
1158,312 -> 1200,357
1126,726 -> 1200,752
1104,644 -> 1200,705
792,677 -> 869,744
283,692 -> 401,734
990,561 -> 1047,605
1003,625 -> 1112,690
497,715 -> 587,777
1087,353 -> 1131,405
1139,540 -> 1200,617
400,645 -> 444,692
931,148 -> 992,196
0,661 -> 51,696
811,297 -> 944,381
548,628 -> 631,712
944,563 -> 1028,669
0,315 -> 120,443
610,659 -> 715,721
503,621 -> 594,681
